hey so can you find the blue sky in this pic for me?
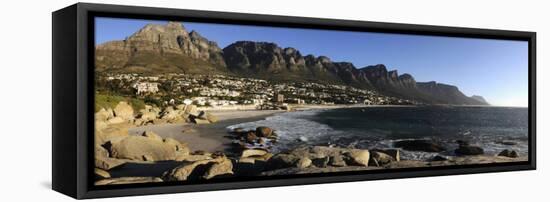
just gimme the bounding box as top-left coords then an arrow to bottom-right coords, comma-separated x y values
95,17 -> 529,107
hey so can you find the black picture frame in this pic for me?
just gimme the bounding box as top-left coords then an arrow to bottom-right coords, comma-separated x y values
52,2 -> 536,199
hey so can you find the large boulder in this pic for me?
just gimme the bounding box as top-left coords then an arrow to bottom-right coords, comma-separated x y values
160,108 -> 179,120
95,108 -> 113,122
95,124 -> 129,144
297,157 -> 313,168
140,111 -> 158,121
184,105 -> 199,116
204,113 -> 218,123
94,168 -> 111,179
203,157 -> 234,179
455,145 -> 484,156
95,157 -> 125,170
163,158 -> 226,181
345,149 -> 370,166
266,154 -> 300,170
95,144 -> 109,158
95,177 -> 163,185
394,140 -> 446,152
164,138 -> 190,154
109,136 -> 176,161
113,102 -> 134,120
329,154 -> 347,167
309,146 -> 345,159
381,149 -> 400,162
369,151 -> 395,166
141,131 -> 163,142
256,126 -> 273,137
241,149 -> 268,158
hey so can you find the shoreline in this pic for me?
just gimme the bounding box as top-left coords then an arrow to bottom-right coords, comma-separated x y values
129,106 -> 528,158
97,103 -> 527,185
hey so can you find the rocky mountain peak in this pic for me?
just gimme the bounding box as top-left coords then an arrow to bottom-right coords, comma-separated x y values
317,56 -> 332,64
388,70 -> 399,80
398,73 -> 415,81
95,21 -> 226,73
166,21 -> 184,29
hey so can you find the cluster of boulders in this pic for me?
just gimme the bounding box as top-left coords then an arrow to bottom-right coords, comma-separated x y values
393,139 -> 520,159
454,140 -> 484,155
95,102 -> 218,144
162,152 -> 233,181
268,146 -> 399,169
230,127 -> 278,150
258,103 -> 292,111
94,130 -> 234,185
96,102 -> 218,127
231,145 -> 400,176
227,127 -> 402,174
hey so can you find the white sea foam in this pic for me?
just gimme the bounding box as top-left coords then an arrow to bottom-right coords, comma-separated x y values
227,110 -> 342,152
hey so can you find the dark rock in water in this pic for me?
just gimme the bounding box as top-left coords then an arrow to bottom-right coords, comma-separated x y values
232,128 -> 246,135
496,141 -> 517,146
455,145 -> 484,155
394,139 -> 446,152
245,132 -> 258,144
456,140 -> 470,146
312,156 -> 330,168
431,155 -> 448,161
258,138 -> 266,144
498,149 -> 519,158
256,126 -> 273,137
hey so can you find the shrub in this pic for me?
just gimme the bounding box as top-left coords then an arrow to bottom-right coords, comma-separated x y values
95,92 -> 146,112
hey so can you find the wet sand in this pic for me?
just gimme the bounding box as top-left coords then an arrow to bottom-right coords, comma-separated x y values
128,110 -> 282,153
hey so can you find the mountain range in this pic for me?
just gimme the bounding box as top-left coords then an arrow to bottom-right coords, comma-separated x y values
95,21 -> 488,105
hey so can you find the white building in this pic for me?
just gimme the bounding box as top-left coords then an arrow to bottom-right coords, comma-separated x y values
133,82 -> 159,95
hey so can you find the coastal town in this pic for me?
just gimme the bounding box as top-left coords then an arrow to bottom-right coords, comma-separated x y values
96,73 -> 416,111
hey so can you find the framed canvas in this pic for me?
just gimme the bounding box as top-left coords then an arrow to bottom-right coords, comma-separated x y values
52,3 -> 536,199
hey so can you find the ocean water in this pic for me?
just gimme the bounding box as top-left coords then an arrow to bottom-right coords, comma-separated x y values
227,106 -> 529,160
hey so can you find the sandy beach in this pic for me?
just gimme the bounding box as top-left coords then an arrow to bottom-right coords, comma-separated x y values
128,110 -> 282,153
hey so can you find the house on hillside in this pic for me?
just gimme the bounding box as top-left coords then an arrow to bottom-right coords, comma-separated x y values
132,82 -> 159,95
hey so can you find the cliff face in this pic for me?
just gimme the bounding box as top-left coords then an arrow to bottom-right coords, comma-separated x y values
222,41 -> 374,88
415,82 -> 488,105
96,21 -> 489,105
95,22 -> 227,74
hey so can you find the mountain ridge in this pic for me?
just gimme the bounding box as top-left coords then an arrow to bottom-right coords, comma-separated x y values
95,21 -> 488,105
